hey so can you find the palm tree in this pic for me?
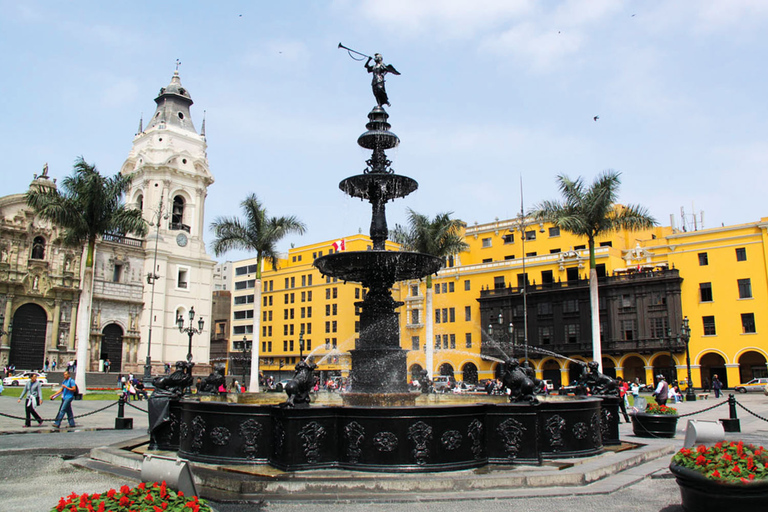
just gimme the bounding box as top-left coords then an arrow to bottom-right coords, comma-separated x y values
210,193 -> 306,392
391,209 -> 469,379
26,157 -> 147,394
530,170 -> 656,371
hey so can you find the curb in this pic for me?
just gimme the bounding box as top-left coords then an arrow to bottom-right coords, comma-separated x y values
81,438 -> 677,503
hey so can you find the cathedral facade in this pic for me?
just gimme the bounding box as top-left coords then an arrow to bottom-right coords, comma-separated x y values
0,70 -> 215,375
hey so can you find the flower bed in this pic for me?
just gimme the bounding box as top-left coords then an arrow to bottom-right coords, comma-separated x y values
672,442 -> 768,482
631,403 -> 678,438
670,442 -> 768,511
50,481 -> 213,512
645,402 -> 677,415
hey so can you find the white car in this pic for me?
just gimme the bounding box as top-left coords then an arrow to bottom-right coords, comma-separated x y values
3,371 -> 48,386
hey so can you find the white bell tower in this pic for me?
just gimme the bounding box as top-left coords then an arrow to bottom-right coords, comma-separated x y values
121,67 -> 215,373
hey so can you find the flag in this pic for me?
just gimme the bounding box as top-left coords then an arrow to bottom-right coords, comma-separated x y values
332,239 -> 346,252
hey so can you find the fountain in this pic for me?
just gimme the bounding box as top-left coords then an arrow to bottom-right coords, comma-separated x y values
147,52 -> 618,472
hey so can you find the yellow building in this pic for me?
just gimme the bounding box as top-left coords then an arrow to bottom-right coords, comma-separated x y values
229,216 -> 768,391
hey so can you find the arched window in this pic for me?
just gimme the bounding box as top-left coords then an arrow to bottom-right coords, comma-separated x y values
171,195 -> 187,231
31,236 -> 46,260
136,194 -> 144,211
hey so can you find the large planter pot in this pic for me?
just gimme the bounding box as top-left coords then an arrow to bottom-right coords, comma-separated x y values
631,412 -> 678,438
670,462 -> 768,511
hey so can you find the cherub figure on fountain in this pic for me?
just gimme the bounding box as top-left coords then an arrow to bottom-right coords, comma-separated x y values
418,369 -> 432,394
152,360 -> 194,399
501,358 -> 538,404
579,360 -> 618,396
282,358 -> 318,408
198,363 -> 226,394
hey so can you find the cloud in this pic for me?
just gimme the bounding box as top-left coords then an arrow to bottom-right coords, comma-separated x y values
352,0 -> 535,39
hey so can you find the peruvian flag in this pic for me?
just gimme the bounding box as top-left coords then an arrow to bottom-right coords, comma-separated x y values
332,239 -> 346,252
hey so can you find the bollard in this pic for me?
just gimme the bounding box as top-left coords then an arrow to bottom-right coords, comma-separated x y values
115,396 -> 133,430
719,394 -> 741,433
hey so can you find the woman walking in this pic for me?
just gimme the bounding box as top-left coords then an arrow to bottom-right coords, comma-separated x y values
18,373 -> 43,427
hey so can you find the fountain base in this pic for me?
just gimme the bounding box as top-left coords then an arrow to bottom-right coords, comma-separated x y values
163,396 -> 609,472
341,392 -> 417,407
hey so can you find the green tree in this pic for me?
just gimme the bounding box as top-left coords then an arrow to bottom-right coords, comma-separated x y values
530,170 -> 656,370
391,209 -> 468,379
26,157 -> 147,393
210,193 -> 306,391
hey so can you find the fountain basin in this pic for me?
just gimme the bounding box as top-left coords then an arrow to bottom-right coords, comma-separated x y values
314,250 -> 442,283
169,397 -> 608,472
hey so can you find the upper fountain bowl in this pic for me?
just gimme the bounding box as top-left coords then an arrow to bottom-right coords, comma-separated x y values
315,250 -> 443,285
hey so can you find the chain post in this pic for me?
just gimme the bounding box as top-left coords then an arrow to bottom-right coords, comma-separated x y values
720,394 -> 741,433
115,396 -> 133,430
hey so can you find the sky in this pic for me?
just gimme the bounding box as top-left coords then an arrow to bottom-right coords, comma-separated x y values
2,1 -> 768,262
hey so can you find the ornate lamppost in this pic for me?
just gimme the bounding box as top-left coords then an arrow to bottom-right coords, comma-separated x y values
682,316 -> 695,401
299,326 -> 305,360
176,306 -> 204,362
488,311 -> 514,359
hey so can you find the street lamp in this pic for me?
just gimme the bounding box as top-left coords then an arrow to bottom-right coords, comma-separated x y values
488,314 -> 514,358
682,316 -> 695,401
144,193 -> 168,382
177,306 -> 204,362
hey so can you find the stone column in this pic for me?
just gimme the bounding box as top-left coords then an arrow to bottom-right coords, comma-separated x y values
51,299 -> 62,352
2,294 -> 13,348
68,302 -> 78,350
644,365 -> 654,387
725,363 -> 740,389
614,366 -> 624,379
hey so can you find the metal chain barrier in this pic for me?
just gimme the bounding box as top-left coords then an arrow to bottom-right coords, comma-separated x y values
735,400 -> 768,423
124,401 -> 148,413
677,399 -> 728,418
0,400 -> 118,422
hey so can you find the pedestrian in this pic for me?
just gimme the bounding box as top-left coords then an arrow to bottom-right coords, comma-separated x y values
104,358 -> 110,373
18,372 -> 44,427
51,359 -> 57,371
652,374 -> 669,406
630,380 -> 640,405
50,370 -> 77,428
616,377 -> 630,422
233,380 -> 241,394
44,359 -> 50,373
712,374 -> 723,398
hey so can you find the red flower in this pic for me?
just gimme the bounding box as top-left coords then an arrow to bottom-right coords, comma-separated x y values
723,453 -> 732,462
119,496 -> 130,507
107,489 -> 116,499
138,482 -> 146,490
120,485 -> 131,494
97,502 -> 105,512
697,445 -> 707,454
733,465 -> 741,474
695,455 -> 707,465
712,470 -> 721,478
57,498 -> 67,512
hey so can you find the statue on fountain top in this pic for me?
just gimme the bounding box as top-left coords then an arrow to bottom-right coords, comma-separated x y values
579,360 -> 618,396
365,53 -> 400,108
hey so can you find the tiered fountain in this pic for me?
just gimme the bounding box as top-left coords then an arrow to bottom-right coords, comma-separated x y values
151,55 -> 616,472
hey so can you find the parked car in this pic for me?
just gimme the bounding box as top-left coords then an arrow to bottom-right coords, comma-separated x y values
3,371 -> 48,386
432,375 -> 456,393
734,377 -> 768,393
273,379 -> 292,392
